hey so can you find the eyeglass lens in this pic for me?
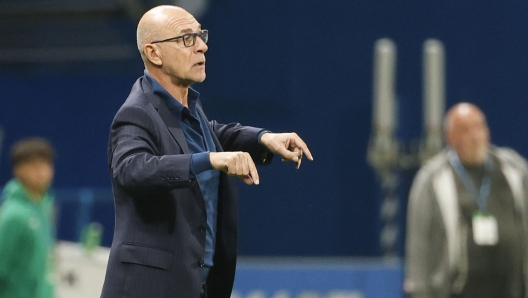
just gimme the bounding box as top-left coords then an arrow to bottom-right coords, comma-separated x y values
183,30 -> 208,47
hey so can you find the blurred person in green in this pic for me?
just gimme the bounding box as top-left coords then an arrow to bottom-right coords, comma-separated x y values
0,137 -> 56,298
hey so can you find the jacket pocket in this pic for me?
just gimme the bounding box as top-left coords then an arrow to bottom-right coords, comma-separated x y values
119,243 -> 173,270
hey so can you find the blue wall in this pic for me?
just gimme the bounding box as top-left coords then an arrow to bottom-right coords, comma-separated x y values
2,1 -> 528,256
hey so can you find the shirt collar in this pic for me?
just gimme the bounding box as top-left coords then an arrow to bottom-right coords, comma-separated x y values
144,70 -> 200,118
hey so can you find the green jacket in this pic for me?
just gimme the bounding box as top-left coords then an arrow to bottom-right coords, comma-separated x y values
0,179 -> 56,298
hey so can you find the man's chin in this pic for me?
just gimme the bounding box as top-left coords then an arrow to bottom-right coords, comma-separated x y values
470,154 -> 488,165
459,151 -> 487,165
192,75 -> 206,83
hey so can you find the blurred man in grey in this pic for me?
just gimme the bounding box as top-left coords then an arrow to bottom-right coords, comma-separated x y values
405,102 -> 528,298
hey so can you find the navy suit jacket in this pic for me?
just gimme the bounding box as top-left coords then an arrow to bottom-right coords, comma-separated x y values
100,76 -> 272,298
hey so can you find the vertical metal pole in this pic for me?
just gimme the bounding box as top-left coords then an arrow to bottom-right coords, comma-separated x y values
368,38 -> 400,257
420,39 -> 446,163
379,171 -> 400,257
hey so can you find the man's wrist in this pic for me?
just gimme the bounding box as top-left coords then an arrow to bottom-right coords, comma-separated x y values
258,130 -> 271,145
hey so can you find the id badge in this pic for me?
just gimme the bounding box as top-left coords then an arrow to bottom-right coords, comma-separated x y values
472,213 -> 498,246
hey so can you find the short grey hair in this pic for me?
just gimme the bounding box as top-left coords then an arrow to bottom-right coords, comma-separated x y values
137,23 -> 157,63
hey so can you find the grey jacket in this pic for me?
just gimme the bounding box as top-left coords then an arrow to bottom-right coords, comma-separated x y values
404,146 -> 528,298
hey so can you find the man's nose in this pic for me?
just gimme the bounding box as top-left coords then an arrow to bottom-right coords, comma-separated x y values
195,37 -> 208,53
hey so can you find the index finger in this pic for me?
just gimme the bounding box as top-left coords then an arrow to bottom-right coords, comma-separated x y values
293,137 -> 314,161
246,153 -> 260,185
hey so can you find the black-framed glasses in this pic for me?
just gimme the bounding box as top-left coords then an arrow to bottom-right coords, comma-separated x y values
151,29 -> 208,47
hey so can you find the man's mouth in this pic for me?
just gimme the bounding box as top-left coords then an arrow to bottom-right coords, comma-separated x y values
194,61 -> 205,67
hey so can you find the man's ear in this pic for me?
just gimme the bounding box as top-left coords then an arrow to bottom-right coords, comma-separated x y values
144,44 -> 163,66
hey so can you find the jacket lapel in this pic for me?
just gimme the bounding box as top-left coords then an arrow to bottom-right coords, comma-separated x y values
140,77 -> 190,154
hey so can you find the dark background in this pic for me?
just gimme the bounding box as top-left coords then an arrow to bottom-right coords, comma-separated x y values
1,0 -> 527,257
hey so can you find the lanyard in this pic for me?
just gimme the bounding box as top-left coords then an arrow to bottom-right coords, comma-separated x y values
447,149 -> 492,213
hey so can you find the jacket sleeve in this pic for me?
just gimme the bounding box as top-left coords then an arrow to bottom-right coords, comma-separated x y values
404,167 -> 445,298
109,104 -> 193,193
209,120 -> 273,165
499,147 -> 528,294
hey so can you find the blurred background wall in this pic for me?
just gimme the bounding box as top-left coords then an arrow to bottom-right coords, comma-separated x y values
1,0 -> 528,259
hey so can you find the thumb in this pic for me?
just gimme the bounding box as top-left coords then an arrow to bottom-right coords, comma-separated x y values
276,147 -> 299,162
239,175 -> 255,185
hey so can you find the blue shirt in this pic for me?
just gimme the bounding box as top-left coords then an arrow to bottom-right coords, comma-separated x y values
145,72 -> 219,281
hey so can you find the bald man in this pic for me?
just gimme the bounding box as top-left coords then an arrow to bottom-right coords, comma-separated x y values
100,5 -> 312,298
404,103 -> 528,298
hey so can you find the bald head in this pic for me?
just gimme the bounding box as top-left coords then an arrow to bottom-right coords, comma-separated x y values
445,102 -> 490,164
136,5 -> 195,64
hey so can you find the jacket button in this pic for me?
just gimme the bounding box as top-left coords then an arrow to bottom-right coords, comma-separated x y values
198,259 -> 205,267
198,225 -> 206,232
